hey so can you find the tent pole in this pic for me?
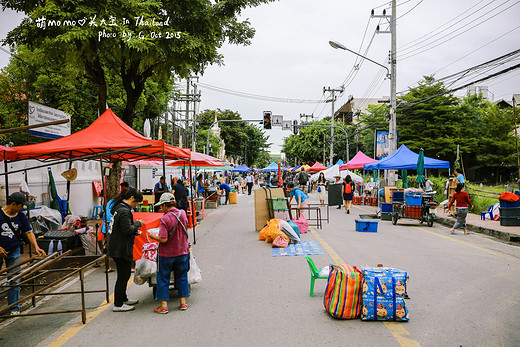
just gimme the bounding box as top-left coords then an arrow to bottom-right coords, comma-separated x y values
4,159 -> 8,201
189,160 -> 196,244
65,151 -> 72,215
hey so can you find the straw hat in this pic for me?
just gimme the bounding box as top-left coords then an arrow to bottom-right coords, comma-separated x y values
61,168 -> 78,181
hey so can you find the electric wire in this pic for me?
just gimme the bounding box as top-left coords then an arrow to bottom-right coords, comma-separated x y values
399,0 -> 520,60
396,0 -> 423,20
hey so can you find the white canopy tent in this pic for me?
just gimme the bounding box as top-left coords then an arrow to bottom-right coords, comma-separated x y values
310,164 -> 363,183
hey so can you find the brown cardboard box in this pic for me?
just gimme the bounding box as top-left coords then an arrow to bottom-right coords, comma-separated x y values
254,188 -> 286,231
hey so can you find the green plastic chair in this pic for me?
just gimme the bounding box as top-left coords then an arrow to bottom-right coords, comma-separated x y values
304,256 -> 328,297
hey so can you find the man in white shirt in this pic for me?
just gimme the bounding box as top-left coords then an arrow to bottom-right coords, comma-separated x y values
246,172 -> 254,195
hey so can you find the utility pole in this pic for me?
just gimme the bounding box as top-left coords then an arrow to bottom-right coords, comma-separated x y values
323,86 -> 344,166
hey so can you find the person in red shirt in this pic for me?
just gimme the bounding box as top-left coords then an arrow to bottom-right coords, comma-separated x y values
148,193 -> 190,313
447,183 -> 473,235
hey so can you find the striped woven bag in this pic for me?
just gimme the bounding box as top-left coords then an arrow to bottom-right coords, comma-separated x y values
323,264 -> 363,319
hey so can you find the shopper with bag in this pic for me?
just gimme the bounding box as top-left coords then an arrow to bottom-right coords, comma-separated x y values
107,188 -> 144,312
316,172 -> 328,205
148,193 -> 190,314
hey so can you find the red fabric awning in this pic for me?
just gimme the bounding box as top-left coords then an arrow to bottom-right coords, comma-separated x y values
307,162 -> 328,173
0,145 -> 17,161
168,151 -> 224,167
340,151 -> 376,170
12,109 -> 190,162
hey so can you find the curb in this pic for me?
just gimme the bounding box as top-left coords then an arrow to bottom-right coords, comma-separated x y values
435,215 -> 520,244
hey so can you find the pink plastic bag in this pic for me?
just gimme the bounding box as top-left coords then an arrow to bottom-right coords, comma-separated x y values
272,235 -> 289,248
292,214 -> 309,234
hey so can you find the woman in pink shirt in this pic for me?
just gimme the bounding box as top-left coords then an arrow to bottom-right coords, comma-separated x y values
447,183 -> 473,235
148,193 -> 190,314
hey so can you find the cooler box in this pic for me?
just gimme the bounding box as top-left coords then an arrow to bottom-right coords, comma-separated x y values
499,199 -> 520,208
405,195 -> 422,206
229,192 -> 237,204
355,219 -> 378,232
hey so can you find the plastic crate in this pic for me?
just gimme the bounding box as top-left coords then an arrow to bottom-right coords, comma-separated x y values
369,197 -> 378,206
404,206 -> 421,218
499,207 -> 520,217
353,196 -> 362,205
499,199 -> 520,208
405,195 -> 422,206
499,216 -> 520,226
381,203 -> 393,213
392,191 -> 404,202
355,219 -> 378,232
269,197 -> 288,211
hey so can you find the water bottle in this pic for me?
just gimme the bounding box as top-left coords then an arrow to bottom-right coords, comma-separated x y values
57,240 -> 63,254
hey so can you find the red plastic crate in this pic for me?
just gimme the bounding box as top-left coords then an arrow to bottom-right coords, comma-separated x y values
404,206 -> 421,218
363,197 -> 371,205
353,196 -> 362,205
369,197 -> 378,206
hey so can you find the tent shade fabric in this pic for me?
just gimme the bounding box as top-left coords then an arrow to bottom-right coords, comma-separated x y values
12,109 -> 191,162
364,145 -> 450,170
310,164 -> 363,183
168,151 -> 224,167
0,145 -> 17,161
308,162 -> 328,173
262,162 -> 285,172
340,151 -> 376,170
232,164 -> 251,172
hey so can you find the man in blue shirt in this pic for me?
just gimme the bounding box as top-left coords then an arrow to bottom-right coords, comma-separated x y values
154,176 -> 169,212
0,192 -> 46,314
286,183 -> 308,218
218,182 -> 231,205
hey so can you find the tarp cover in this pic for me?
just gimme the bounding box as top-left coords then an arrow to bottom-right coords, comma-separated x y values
340,151 -> 376,170
12,109 -> 190,162
364,144 -> 450,170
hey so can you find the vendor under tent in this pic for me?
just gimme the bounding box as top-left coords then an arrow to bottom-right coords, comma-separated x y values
6,109 -> 196,243
310,164 -> 363,183
364,144 -> 450,170
232,164 -> 251,173
340,151 -> 376,170
307,161 -> 328,173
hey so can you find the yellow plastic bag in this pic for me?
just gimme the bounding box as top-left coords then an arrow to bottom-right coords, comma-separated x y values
259,219 -> 279,241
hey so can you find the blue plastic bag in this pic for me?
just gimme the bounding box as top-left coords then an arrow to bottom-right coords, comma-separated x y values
287,220 -> 300,237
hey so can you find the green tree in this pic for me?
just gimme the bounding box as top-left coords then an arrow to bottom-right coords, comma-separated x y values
197,109 -> 270,167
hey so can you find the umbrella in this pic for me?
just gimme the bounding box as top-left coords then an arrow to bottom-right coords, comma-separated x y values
416,148 -> 425,183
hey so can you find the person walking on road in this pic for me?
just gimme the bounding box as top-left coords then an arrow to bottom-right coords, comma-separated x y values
447,183 -> 473,235
148,193 -> 190,314
172,178 -> 189,212
246,172 -> 254,195
342,175 -> 355,214
107,188 -> 144,312
0,192 -> 46,315
316,172 -> 328,205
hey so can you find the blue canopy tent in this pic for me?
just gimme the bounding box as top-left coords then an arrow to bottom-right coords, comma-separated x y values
364,144 -> 450,170
335,159 -> 344,166
232,164 -> 251,173
262,162 -> 286,172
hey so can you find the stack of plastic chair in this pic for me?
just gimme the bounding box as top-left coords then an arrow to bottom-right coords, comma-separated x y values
140,200 -> 150,212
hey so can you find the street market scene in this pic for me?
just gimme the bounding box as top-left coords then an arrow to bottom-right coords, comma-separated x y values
1,1 -> 520,346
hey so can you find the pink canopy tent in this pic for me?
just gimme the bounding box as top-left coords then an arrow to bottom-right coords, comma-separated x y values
307,161 -> 328,173
340,151 -> 376,170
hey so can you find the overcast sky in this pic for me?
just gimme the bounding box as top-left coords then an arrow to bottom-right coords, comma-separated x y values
1,1 -> 519,156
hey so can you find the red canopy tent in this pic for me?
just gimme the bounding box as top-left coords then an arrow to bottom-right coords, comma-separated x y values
168,151 -> 224,167
12,109 -> 190,162
307,161 -> 328,173
340,151 -> 376,170
0,145 -> 17,161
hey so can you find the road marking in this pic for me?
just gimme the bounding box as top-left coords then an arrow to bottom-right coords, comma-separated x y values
310,227 -> 422,347
46,275 -> 133,347
413,226 -> 516,260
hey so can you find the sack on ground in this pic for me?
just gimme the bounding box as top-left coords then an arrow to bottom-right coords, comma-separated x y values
292,214 -> 309,234
323,264 -> 363,319
266,224 -> 288,244
286,220 -> 300,237
278,219 -> 300,243
361,266 -> 409,321
134,256 -> 156,285
272,235 -> 289,248
188,249 -> 202,284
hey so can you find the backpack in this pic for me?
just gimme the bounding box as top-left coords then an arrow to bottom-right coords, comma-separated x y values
344,182 -> 352,194
298,172 -> 309,185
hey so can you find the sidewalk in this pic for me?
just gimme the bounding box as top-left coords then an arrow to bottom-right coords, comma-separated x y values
434,208 -> 520,244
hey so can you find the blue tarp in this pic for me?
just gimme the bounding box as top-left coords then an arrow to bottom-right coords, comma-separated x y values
364,144 -> 450,170
232,164 -> 251,173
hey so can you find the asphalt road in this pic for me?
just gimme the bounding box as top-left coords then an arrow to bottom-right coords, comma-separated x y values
1,190 -> 520,347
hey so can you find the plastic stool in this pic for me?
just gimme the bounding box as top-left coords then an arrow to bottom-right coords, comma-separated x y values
140,205 -> 151,212
92,206 -> 103,219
